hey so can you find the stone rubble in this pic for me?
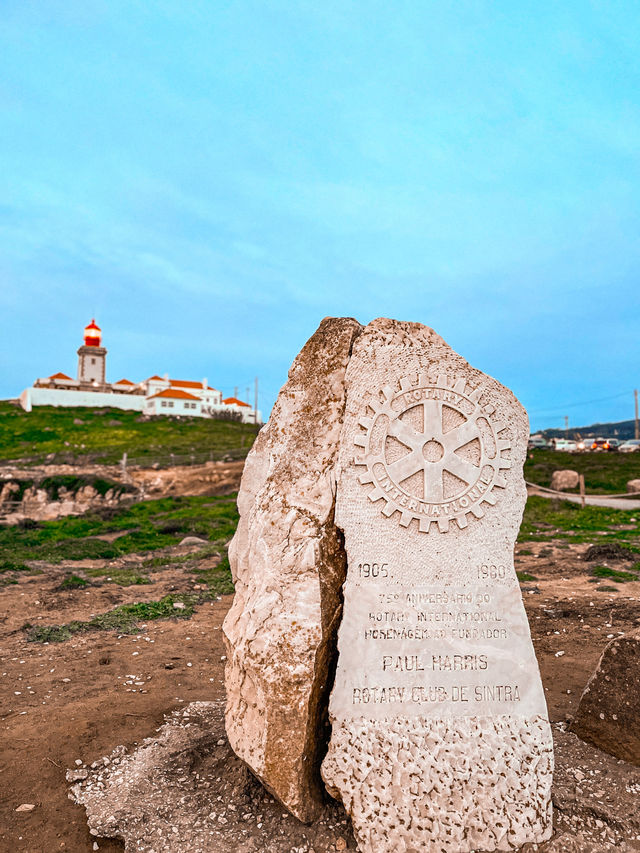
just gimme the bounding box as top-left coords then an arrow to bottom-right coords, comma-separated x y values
68,709 -> 640,853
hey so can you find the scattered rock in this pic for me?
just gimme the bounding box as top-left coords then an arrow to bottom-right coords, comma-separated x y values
550,470 -> 580,491
0,481 -> 19,504
15,803 -> 36,812
570,628 -> 640,765
67,769 -> 89,781
69,701 -> 357,853
73,418 -> 84,425
179,536 -> 208,546
627,479 -> 640,494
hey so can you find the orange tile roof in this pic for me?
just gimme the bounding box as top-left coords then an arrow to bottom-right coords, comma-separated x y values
169,379 -> 218,391
149,388 -> 200,401
114,378 -> 135,385
146,375 -> 165,381
223,396 -> 251,407
50,372 -> 73,380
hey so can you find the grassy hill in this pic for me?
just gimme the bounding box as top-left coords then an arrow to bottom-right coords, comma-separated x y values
524,448 -> 640,494
0,402 -> 259,467
542,419 -> 637,440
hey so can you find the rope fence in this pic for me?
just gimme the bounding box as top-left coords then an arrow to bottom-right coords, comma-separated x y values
525,480 -> 640,502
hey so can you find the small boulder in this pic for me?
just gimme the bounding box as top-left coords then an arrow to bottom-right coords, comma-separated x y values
570,628 -> 640,765
627,479 -> 640,494
550,469 -> 580,491
179,536 -> 208,546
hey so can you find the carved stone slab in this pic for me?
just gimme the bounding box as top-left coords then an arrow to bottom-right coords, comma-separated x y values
321,318 -> 553,852
223,316 -> 362,822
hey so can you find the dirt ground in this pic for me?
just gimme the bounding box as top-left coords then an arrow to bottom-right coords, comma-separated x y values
1,539 -> 640,853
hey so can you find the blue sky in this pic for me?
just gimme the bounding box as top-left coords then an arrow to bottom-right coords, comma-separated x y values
1,1 -> 638,430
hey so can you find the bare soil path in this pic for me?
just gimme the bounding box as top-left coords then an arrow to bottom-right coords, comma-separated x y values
2,540 -> 640,852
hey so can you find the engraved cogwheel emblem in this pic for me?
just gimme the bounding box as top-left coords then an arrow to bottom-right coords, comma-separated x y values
354,373 -> 512,533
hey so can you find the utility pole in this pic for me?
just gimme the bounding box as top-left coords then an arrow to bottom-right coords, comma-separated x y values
234,386 -> 238,399
254,377 -> 259,424
635,389 -> 639,440
564,415 -> 569,437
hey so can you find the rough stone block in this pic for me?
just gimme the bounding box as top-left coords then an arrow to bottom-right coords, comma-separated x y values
222,316 -> 362,822
570,628 -> 640,766
550,469 -> 580,491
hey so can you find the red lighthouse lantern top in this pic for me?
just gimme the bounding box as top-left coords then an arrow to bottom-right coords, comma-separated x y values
84,319 -> 102,347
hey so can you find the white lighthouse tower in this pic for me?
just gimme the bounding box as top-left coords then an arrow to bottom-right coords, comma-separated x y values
77,319 -> 107,386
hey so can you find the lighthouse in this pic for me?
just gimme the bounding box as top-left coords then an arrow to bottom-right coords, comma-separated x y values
77,319 -> 107,386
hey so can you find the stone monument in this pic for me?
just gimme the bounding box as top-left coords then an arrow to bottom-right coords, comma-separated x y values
225,317 -> 553,852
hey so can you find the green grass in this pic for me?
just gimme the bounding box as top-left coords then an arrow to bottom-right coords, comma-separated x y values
25,594 -> 198,642
525,448 -> 640,495
141,544 -> 221,570
0,401 -> 258,466
192,553 -> 234,595
518,495 -> 640,544
0,558 -> 32,573
516,571 -> 538,583
591,565 -> 640,583
83,567 -> 151,586
0,494 -> 239,565
59,574 -> 89,589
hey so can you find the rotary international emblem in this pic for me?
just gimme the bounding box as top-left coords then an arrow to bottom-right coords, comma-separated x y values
354,374 -> 512,533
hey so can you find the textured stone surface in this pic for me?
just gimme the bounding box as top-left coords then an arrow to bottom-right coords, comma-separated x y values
322,318 -> 554,852
223,316 -> 362,822
68,709 -> 640,853
570,628 -> 640,765
551,470 -> 580,491
627,479 -> 640,494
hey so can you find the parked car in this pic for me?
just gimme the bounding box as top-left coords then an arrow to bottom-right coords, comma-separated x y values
620,439 -> 640,453
591,437 -> 619,451
552,439 -> 578,452
528,435 -> 552,450
575,439 -> 590,452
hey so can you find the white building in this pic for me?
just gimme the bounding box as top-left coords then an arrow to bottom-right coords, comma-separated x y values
145,387 -> 204,416
20,319 -> 261,424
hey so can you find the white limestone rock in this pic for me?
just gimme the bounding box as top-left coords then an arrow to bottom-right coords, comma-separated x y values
321,318 -> 554,853
222,316 -> 362,823
550,469 -> 580,491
